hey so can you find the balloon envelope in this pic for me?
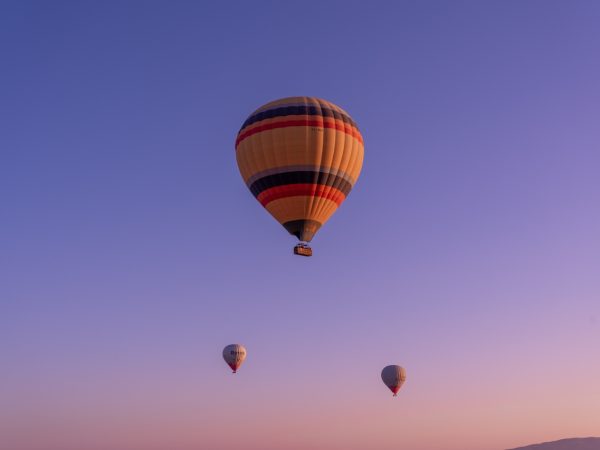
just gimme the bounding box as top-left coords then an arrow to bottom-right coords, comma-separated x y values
381,365 -> 406,396
235,96 -> 364,243
223,344 -> 247,373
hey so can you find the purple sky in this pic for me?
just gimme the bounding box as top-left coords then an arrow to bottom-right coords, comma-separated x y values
1,1 -> 599,449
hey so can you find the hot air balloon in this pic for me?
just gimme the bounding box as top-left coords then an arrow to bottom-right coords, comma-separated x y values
222,344 -> 247,373
235,97 -> 364,256
381,365 -> 406,396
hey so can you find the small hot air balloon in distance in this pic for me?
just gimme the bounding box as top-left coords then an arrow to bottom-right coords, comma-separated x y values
381,365 -> 406,397
223,344 -> 247,374
235,97 -> 364,257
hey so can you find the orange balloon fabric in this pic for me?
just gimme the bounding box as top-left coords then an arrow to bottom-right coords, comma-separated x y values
236,97 -> 364,242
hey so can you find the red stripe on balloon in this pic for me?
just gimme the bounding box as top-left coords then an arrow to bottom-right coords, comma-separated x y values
258,184 -> 346,207
235,118 -> 363,147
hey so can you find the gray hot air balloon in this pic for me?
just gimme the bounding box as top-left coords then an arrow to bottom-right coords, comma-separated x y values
381,365 -> 406,396
222,344 -> 247,373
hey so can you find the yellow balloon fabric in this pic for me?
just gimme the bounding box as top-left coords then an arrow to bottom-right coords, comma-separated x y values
235,97 -> 364,242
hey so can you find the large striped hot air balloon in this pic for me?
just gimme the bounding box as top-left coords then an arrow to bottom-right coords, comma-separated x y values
235,97 -> 364,256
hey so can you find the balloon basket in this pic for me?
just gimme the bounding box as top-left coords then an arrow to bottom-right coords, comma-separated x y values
293,243 -> 312,257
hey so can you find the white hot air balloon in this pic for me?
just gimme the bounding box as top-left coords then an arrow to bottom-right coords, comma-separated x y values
223,344 -> 247,373
381,365 -> 406,396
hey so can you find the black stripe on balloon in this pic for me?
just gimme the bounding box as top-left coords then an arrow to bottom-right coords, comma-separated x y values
282,219 -> 322,242
240,105 -> 358,131
249,171 -> 353,197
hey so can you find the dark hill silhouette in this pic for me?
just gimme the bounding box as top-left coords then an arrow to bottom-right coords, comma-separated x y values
508,438 -> 600,450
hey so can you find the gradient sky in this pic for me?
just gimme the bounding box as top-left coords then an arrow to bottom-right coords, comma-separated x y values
1,2 -> 600,450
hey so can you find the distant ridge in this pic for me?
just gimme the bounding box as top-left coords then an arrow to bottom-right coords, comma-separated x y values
507,437 -> 600,450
